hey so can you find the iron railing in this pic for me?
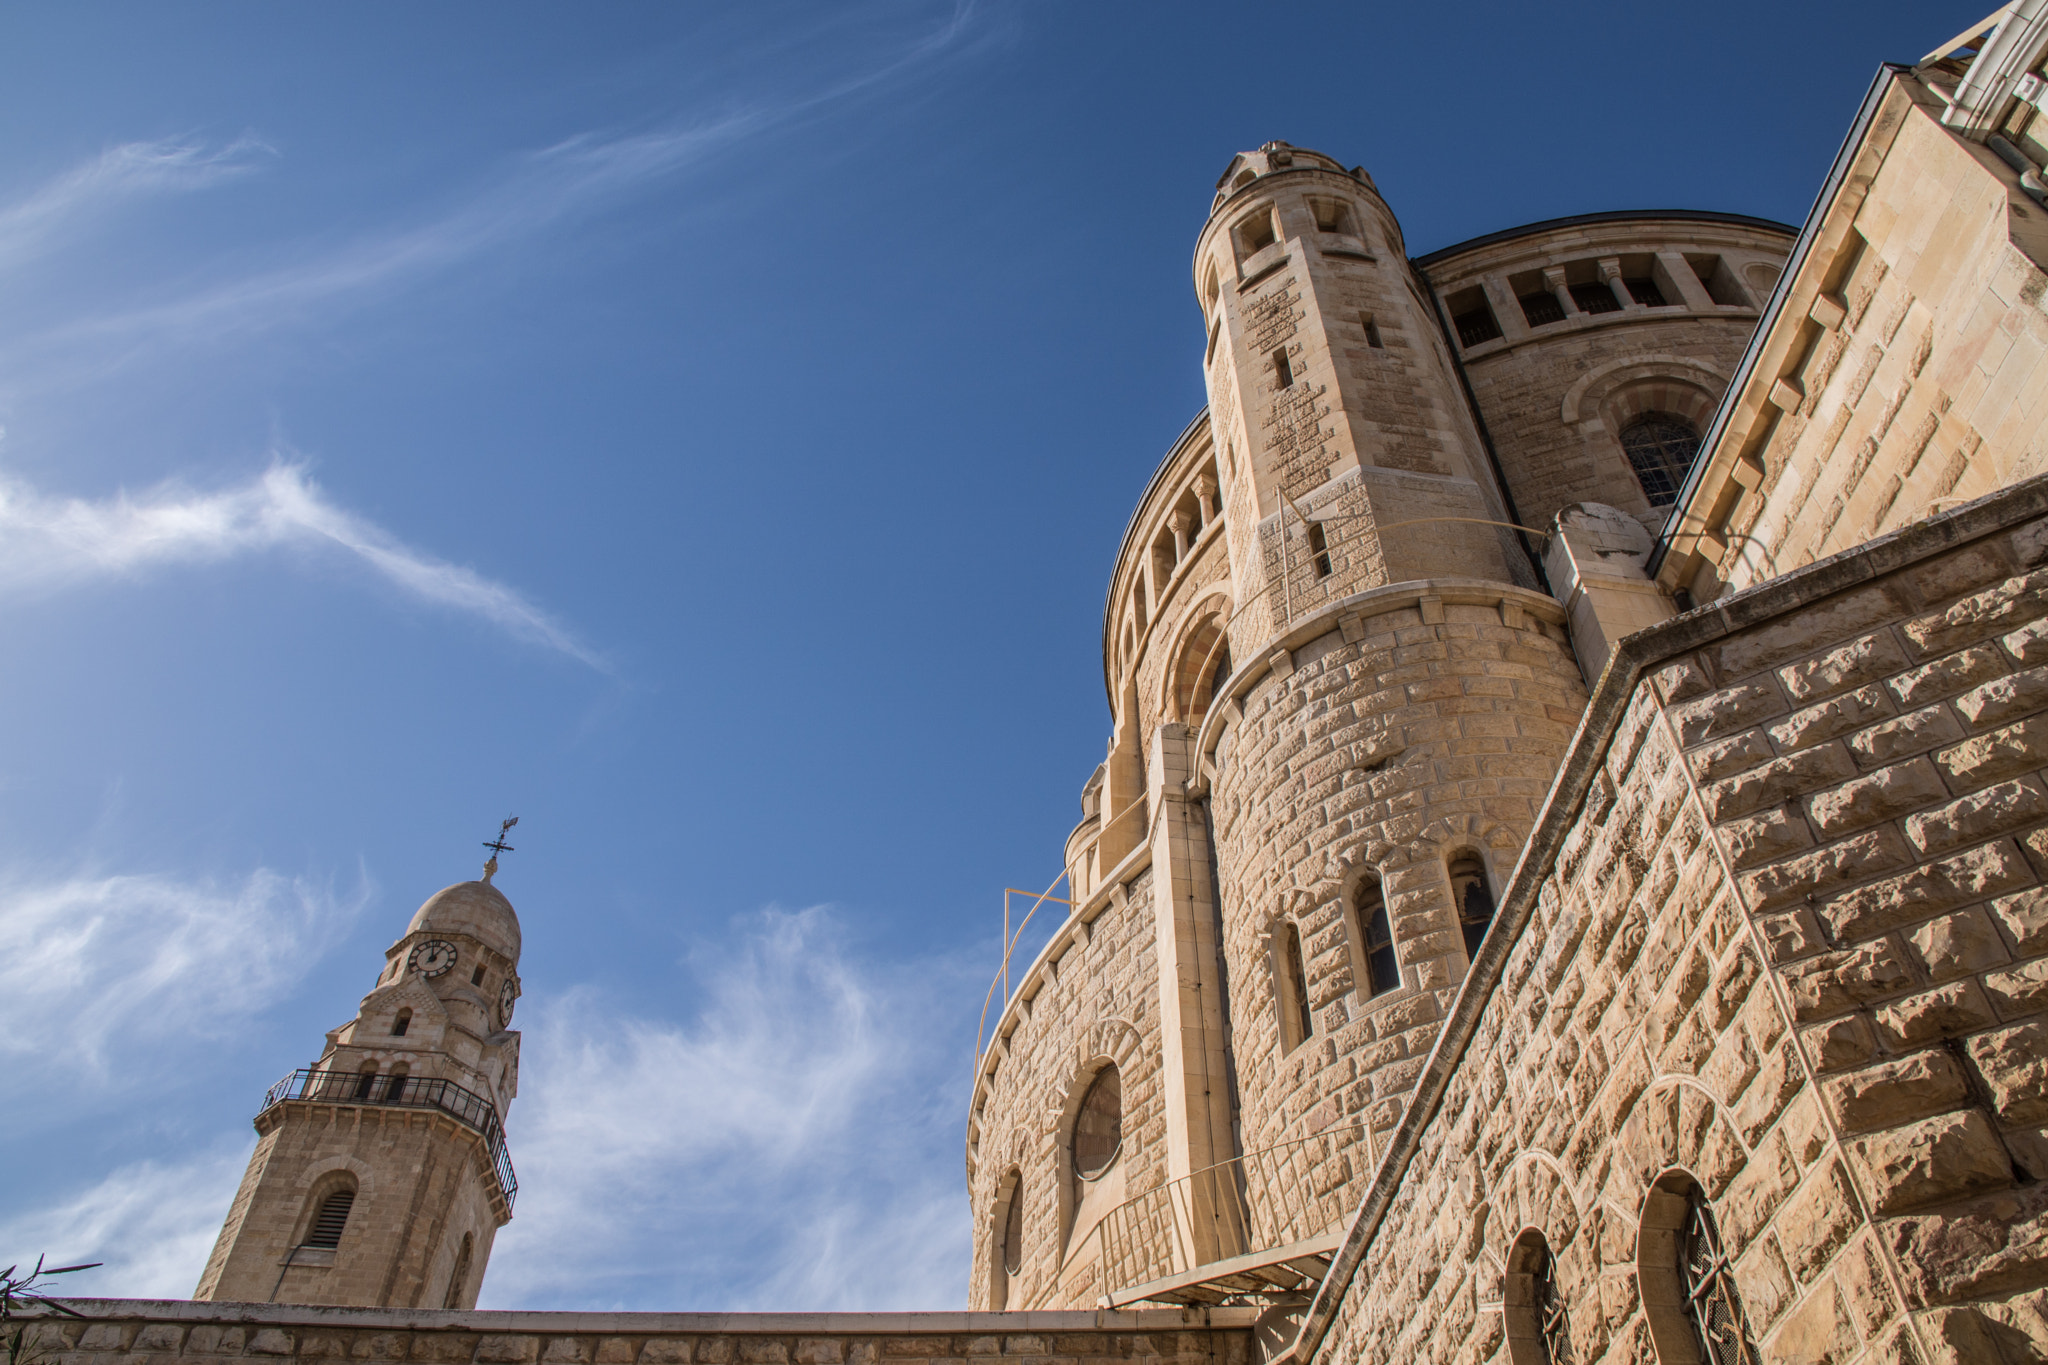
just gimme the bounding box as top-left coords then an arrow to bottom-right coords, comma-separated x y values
261,1068 -> 518,1209
1061,1122 -> 1373,1306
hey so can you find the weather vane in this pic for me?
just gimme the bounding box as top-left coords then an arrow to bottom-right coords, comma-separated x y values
481,816 -> 519,883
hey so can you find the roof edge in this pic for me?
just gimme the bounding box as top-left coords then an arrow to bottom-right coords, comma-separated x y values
1410,208 -> 1798,270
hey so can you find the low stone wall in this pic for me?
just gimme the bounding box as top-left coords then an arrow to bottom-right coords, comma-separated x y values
22,1301 -> 1256,1365
1291,476 -> 2048,1364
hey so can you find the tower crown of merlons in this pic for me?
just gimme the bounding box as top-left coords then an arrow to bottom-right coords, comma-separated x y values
1207,141 -> 1369,218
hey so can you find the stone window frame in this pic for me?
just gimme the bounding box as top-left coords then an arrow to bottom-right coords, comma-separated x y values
987,1165 -> 1025,1310
1596,374 -> 1720,514
1444,844 -> 1502,964
1050,1029 -> 1141,1257
290,1168 -> 363,1261
1638,1169 -> 1761,1365
1337,866 -> 1406,1008
1503,1227 -> 1571,1365
1162,594 -> 1233,725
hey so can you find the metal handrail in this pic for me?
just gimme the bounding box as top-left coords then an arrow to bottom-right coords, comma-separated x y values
1055,1122 -> 1374,1308
261,1067 -> 518,1209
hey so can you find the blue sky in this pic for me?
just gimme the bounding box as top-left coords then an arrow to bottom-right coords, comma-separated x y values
0,0 -> 1986,1312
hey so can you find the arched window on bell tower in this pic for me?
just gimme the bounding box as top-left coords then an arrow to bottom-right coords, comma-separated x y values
1449,850 -> 1495,958
302,1184 -> 357,1250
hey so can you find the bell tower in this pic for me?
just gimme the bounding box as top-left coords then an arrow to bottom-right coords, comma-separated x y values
194,858 -> 525,1309
1194,142 -> 1534,639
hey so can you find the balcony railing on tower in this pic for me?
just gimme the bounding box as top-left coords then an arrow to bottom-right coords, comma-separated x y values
260,1067 -> 518,1209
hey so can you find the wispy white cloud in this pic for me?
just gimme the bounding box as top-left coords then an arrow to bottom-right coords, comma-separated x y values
0,135 -> 271,274
0,864 -> 363,1073
488,907 -> 973,1311
0,460 -> 604,668
0,1144 -> 251,1301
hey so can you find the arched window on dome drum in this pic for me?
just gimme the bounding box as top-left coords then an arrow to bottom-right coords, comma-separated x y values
1680,1187 -> 1759,1364
442,1232 -> 474,1310
1620,412 -> 1702,507
1072,1064 -> 1123,1180
302,1187 -> 356,1249
1354,876 -> 1399,998
1449,851 -> 1495,959
1505,1229 -> 1571,1365
1001,1180 -> 1024,1277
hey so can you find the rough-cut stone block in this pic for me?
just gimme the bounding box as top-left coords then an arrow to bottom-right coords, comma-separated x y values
1907,778 -> 2048,855
1985,958 -> 2048,1015
542,1342 -> 592,1365
1888,1182 -> 2048,1306
640,1344 -> 690,1365
1807,757 -> 1948,835
1824,1050 -> 1971,1133
1969,1020 -> 2048,1122
1672,682 -> 1786,747
1822,840 -> 2033,943
2006,617 -> 2048,664
1910,907 -> 2014,981
250,1333 -> 297,1358
1689,729 -> 1774,784
1743,827 -> 1913,912
1721,808 -> 1815,869
1773,685 -> 1895,753
1781,632 -> 1911,701
1875,980 -> 1999,1046
1957,665 -> 2048,728
1851,1109 -> 2014,1214
794,1342 -> 843,1365
1705,744 -> 1857,822
1849,703 -> 1968,769
1994,886 -> 2048,951
1781,940 -> 1915,1021
1902,571 -> 2048,657
1806,1014 -> 1880,1070
479,1340 -> 540,1365
1938,714 -> 2048,789
1891,645 -> 2009,706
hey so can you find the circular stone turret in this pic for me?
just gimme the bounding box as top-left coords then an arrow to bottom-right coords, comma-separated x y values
406,880 -> 521,960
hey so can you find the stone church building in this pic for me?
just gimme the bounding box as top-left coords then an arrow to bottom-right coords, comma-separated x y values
31,5 -> 2048,1365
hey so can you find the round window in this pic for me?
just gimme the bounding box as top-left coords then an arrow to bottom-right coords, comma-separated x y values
1072,1064 -> 1123,1179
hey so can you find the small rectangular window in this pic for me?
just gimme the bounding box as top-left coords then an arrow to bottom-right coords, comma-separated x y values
1519,292 -> 1565,327
1272,349 -> 1294,389
1360,312 -> 1383,348
1686,254 -> 1750,307
1234,207 -> 1278,263
1206,317 -> 1221,365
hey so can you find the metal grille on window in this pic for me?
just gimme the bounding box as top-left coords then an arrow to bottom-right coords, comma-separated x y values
1681,1191 -> 1759,1365
1620,413 -> 1702,507
1453,307 -> 1502,347
1567,282 -> 1622,315
1625,277 -> 1667,306
1519,292 -> 1565,326
304,1189 -> 355,1249
1534,1240 -> 1572,1365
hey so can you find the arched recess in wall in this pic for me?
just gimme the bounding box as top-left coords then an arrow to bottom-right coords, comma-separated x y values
1164,596 -> 1233,724
1050,1019 -> 1140,1272
1270,916 -> 1315,1053
441,1232 -> 475,1310
1342,869 -> 1401,1001
987,1167 -> 1024,1310
1639,1170 -> 1762,1365
296,1173 -> 360,1251
1503,1228 -> 1571,1365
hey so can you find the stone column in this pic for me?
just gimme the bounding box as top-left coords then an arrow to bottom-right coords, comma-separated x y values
1195,475 -> 1218,526
1146,723 -> 1242,1264
1543,265 -> 1579,318
1598,255 -> 1636,310
1169,511 -> 1193,563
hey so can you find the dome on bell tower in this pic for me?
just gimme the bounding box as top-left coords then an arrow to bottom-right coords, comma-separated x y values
406,880 -> 521,960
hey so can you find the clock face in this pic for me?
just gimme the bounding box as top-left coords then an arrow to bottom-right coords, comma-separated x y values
498,977 -> 520,1028
409,940 -> 459,978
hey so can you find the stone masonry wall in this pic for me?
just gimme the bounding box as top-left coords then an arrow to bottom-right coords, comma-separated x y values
18,1303 -> 1253,1365
1207,589 -> 1586,1216
1309,482 -> 2048,1364
966,866 -> 1165,1312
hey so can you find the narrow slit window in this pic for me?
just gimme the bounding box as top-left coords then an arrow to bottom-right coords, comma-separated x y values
1272,349 -> 1294,389
1449,851 -> 1495,958
303,1188 -> 356,1249
353,1066 -> 378,1100
1357,877 -> 1399,997
442,1233 -> 474,1310
1360,312 -> 1383,348
471,965 -> 487,986
1001,1180 -> 1024,1277
391,1009 -> 411,1037
1281,921 -> 1313,1049
1307,522 -> 1332,577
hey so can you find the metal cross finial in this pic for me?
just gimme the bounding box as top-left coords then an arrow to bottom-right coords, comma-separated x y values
481,816 -> 519,883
